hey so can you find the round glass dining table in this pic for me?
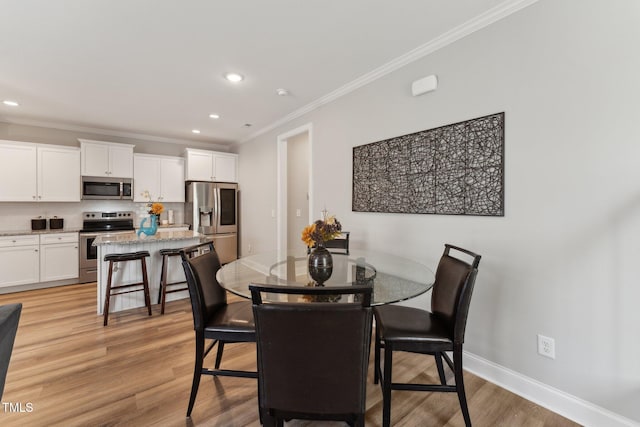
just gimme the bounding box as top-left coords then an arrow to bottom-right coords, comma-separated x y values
216,249 -> 435,305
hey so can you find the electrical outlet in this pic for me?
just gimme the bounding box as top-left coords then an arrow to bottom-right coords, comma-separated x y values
537,334 -> 556,359
247,244 -> 252,254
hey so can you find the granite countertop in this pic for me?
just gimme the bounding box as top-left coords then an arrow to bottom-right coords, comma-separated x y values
0,228 -> 82,237
93,230 -> 203,246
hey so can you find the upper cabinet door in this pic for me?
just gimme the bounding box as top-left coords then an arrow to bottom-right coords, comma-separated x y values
160,157 -> 185,202
80,139 -> 134,178
108,144 -> 134,178
38,146 -> 81,202
213,154 -> 238,183
185,149 -> 214,181
81,142 -> 109,176
0,142 -> 37,201
133,155 -> 161,202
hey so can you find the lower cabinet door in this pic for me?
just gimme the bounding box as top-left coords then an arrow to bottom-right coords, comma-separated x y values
0,245 -> 40,287
40,243 -> 79,282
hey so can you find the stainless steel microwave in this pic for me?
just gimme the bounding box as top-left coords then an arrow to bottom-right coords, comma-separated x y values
81,176 -> 133,200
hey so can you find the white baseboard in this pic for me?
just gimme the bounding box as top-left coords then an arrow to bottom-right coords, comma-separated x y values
463,351 -> 639,427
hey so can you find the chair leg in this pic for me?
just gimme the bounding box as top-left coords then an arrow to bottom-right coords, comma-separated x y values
140,257 -> 152,316
435,352 -> 447,385
187,330 -> 205,417
374,327 -> 381,385
382,344 -> 393,427
103,260 -> 114,326
214,341 -> 225,369
260,408 -> 283,427
453,345 -> 472,427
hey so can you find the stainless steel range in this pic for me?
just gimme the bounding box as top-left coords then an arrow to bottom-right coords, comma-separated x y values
78,211 -> 135,283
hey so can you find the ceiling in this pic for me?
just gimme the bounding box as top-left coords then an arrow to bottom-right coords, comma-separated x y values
0,0 -> 529,147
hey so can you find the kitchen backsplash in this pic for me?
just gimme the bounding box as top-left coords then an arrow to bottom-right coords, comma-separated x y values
0,201 -> 185,231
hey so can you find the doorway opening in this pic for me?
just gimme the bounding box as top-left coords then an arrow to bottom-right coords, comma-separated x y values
277,123 -> 313,257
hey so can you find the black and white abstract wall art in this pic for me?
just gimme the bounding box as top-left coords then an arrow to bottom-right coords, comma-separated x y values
352,112 -> 504,216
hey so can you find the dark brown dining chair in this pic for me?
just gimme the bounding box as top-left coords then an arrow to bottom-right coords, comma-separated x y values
307,231 -> 350,255
0,303 -> 22,400
180,242 -> 256,418
373,244 -> 481,427
249,283 -> 373,427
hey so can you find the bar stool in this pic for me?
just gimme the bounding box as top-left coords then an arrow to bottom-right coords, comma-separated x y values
158,244 -> 207,314
103,251 -> 152,326
158,248 -> 186,314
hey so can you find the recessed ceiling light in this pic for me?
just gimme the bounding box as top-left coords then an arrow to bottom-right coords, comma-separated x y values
3,100 -> 19,107
224,72 -> 244,83
209,113 -> 220,119
276,88 -> 289,96
192,129 -> 201,134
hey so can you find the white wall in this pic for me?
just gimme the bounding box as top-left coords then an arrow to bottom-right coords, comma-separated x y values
237,0 -> 640,424
237,132 -> 278,255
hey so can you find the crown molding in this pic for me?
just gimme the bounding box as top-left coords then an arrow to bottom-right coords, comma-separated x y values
240,0 -> 540,144
0,116 -> 232,149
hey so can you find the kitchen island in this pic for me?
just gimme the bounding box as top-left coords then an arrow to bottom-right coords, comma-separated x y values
93,230 -> 204,315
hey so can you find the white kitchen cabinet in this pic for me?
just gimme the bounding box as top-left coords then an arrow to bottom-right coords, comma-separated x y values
133,155 -> 161,201
213,154 -> 237,182
79,139 -> 134,178
184,148 -> 238,182
0,235 -> 40,288
39,233 -> 79,282
0,142 -> 37,201
160,157 -> 186,201
0,141 -> 80,202
134,154 -> 185,202
38,145 -> 81,201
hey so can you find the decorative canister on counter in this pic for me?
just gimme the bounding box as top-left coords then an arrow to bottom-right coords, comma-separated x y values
49,216 -> 64,229
31,217 -> 46,230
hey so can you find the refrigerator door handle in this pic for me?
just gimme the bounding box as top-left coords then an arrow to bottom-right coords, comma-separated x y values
214,185 -> 220,234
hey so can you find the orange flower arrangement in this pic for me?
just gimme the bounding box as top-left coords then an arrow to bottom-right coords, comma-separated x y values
301,211 -> 342,248
149,202 -> 164,216
141,190 -> 164,216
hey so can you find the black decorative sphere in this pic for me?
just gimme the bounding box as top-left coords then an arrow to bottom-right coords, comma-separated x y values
308,246 -> 333,285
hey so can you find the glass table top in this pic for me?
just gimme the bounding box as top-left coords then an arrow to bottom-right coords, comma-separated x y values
216,249 -> 435,305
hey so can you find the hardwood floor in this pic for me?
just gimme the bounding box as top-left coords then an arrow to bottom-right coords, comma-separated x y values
0,283 -> 579,427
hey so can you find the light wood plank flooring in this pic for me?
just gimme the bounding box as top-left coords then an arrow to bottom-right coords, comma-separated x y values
0,283 -> 579,427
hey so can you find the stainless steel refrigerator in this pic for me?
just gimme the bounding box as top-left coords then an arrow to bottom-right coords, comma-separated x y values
185,181 -> 238,264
